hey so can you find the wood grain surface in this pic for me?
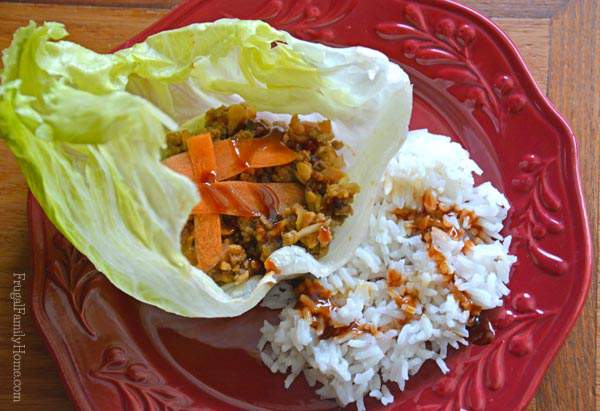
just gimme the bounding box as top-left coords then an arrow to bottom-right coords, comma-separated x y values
0,1 -> 597,410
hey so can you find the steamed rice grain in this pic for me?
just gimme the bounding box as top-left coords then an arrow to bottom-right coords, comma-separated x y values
259,130 -> 516,410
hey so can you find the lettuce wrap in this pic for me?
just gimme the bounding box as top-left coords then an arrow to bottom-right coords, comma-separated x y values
0,19 -> 412,317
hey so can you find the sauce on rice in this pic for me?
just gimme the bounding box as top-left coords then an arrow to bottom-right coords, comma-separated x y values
294,190 -> 496,344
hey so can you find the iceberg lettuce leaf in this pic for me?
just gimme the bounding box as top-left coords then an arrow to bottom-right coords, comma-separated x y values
0,19 -> 412,317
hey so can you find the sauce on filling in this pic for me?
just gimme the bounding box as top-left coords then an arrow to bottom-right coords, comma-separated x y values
170,105 -> 359,285
195,129 -> 292,219
229,128 -> 286,171
198,182 -> 282,219
199,170 -> 217,184
230,138 -> 250,170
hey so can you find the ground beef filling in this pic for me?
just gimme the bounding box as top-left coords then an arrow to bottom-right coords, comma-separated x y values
165,104 -> 359,285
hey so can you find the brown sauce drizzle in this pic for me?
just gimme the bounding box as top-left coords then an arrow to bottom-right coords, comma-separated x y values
394,191 -> 492,344
397,191 -> 495,345
296,278 -> 332,307
295,276 -> 417,340
390,291 -> 419,317
230,129 -> 286,169
293,190 -> 495,345
254,183 -> 280,220
467,312 -> 495,345
194,129 -> 294,219
384,269 -> 419,322
197,182 -> 291,219
295,278 -> 375,339
270,39 -> 288,49
386,269 -> 405,287
449,284 -> 482,317
393,190 -> 485,314
462,239 -> 475,254
199,183 -> 260,218
199,170 -> 217,184
321,322 -> 378,340
393,190 -> 483,280
230,139 -> 250,170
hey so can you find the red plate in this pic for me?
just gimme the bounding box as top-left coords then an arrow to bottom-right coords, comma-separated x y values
28,1 -> 592,410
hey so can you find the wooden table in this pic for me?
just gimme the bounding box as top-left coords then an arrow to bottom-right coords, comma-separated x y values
0,1 -> 597,410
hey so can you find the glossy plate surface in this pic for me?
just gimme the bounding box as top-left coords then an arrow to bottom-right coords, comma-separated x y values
28,1 -> 592,410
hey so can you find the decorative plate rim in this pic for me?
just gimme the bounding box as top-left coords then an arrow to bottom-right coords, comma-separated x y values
28,198 -> 95,411
26,1 -> 592,410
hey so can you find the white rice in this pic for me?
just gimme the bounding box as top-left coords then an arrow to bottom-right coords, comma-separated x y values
259,130 -> 516,410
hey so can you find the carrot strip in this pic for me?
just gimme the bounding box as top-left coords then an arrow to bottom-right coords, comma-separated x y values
192,182 -> 304,217
246,134 -> 297,168
213,134 -> 297,180
186,134 -> 221,271
187,133 -> 217,183
193,214 -> 222,272
163,132 -> 300,271
164,135 -> 297,181
163,152 -> 193,180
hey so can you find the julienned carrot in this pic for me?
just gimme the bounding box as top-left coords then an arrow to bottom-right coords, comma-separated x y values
192,182 -> 304,217
163,153 -> 192,180
194,214 -> 222,271
213,135 -> 297,180
245,134 -> 297,168
166,132 -> 301,271
186,134 -> 221,271
187,133 -> 217,183
163,135 -> 297,181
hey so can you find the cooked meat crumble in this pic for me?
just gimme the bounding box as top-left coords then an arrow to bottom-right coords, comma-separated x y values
165,104 -> 359,284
